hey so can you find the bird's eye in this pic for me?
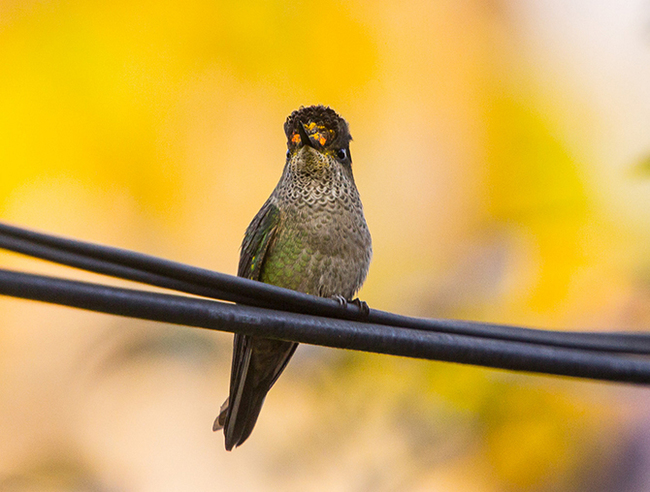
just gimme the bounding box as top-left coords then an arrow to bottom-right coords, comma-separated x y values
286,149 -> 291,159
336,148 -> 348,160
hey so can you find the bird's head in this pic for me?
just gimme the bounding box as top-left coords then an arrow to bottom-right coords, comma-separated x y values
284,105 -> 353,175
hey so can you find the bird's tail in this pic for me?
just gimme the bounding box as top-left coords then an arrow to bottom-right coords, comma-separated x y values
214,334 -> 297,450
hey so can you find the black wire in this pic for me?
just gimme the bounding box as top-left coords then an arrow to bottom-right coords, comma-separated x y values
0,267 -> 649,384
1,220 -> 650,354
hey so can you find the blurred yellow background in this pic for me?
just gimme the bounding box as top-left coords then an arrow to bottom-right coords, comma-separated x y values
1,0 -> 650,490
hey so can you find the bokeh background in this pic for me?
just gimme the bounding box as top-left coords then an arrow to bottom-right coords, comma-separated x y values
1,0 -> 650,490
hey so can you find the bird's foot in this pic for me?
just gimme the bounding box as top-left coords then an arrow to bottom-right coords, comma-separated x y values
350,298 -> 370,317
331,295 -> 347,306
329,295 -> 370,317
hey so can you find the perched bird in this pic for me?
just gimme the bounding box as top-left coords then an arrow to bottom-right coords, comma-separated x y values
213,105 -> 372,450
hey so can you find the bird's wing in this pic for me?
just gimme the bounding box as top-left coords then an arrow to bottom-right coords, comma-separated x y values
216,199 -> 297,450
237,199 -> 280,281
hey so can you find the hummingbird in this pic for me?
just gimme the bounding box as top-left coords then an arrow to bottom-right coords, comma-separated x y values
213,105 -> 372,450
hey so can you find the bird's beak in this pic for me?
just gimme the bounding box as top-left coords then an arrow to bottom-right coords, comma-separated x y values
297,123 -> 314,149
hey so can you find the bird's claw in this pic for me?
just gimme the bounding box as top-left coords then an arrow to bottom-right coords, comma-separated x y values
351,298 -> 370,317
331,295 -> 347,306
330,295 -> 370,317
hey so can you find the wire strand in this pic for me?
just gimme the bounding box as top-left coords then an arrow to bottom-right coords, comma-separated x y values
1,221 -> 649,354
0,267 -> 649,384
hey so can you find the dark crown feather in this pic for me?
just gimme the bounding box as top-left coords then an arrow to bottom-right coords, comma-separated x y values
284,105 -> 352,149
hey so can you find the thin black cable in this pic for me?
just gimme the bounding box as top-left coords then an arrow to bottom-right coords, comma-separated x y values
0,234 -> 261,306
0,267 -> 649,384
1,220 -> 650,354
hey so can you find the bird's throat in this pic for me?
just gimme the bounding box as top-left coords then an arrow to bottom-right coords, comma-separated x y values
292,146 -> 330,177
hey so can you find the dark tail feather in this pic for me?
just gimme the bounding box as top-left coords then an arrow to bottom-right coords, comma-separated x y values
214,335 -> 297,450
218,385 -> 269,451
